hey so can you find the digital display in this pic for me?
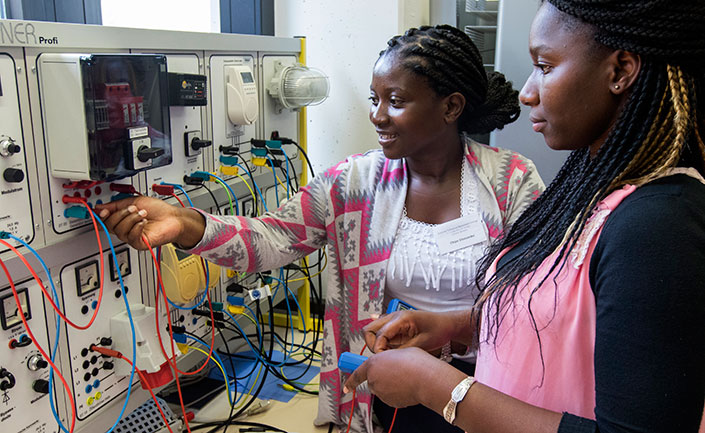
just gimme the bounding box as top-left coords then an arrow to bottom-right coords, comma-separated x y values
175,249 -> 191,262
240,72 -> 254,84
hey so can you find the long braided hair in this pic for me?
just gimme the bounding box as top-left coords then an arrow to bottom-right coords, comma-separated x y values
379,25 -> 520,134
475,0 -> 705,364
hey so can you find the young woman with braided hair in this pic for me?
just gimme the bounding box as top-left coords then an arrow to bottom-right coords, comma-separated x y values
96,25 -> 543,432
346,1 -> 705,432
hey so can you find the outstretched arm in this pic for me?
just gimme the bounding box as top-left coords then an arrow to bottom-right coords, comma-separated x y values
96,196 -> 206,250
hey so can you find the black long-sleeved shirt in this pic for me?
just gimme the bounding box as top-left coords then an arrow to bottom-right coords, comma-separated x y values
501,174 -> 705,433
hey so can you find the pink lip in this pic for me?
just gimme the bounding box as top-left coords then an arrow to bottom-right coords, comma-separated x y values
529,117 -> 546,133
531,121 -> 546,133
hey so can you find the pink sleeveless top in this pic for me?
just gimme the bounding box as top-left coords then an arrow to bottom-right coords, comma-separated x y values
475,175 -> 705,431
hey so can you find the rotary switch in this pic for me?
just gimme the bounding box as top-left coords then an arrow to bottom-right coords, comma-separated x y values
0,137 -> 20,157
3,168 -> 24,183
32,379 -> 50,394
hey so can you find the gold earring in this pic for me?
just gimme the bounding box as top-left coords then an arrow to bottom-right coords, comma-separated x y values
615,84 -> 621,90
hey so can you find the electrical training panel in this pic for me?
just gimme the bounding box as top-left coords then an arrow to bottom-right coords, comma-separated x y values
0,19 -> 322,433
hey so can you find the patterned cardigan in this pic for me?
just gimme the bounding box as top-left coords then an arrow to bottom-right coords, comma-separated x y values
186,136 -> 544,432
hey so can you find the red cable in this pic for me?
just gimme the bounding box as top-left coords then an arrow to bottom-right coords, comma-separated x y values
90,346 -> 174,433
388,408 -> 397,433
170,193 -> 186,208
344,344 -> 398,433
0,257 -> 77,433
145,235 -> 219,433
145,242 -> 192,433
147,239 -> 216,376
0,202 -> 105,330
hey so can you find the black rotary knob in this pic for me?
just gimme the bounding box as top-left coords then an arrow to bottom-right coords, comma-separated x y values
6,144 -> 20,154
32,379 -> 50,394
191,138 -> 212,151
3,168 -> 24,183
0,138 -> 20,156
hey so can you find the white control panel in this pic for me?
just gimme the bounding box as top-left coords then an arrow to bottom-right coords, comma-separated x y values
57,247 -> 143,420
0,278 -> 61,433
0,54 -> 34,251
146,54 -> 206,197
209,55 -> 259,179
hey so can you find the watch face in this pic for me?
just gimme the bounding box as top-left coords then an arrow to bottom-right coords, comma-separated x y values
451,378 -> 472,401
451,385 -> 466,401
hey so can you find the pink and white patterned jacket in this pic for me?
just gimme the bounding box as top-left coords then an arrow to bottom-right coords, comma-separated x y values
186,136 -> 544,432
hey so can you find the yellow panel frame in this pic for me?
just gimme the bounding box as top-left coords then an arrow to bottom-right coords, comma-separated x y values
267,37 -> 322,333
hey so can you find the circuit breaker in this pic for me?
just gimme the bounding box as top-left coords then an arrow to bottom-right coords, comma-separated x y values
37,53 -> 172,181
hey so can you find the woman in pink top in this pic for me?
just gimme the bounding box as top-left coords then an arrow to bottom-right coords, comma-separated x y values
344,1 -> 705,432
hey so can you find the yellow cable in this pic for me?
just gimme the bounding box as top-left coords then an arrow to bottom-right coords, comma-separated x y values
186,345 -> 233,406
234,172 -> 257,215
242,312 -> 258,328
212,177 -> 235,215
234,362 -> 264,409
286,251 -> 328,282
274,173 -> 288,192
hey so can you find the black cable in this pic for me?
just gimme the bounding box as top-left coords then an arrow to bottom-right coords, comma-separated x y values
201,300 -> 275,433
288,140 -> 315,178
200,184 -> 220,214
191,420 -> 287,433
239,155 -> 260,213
215,322 -> 240,432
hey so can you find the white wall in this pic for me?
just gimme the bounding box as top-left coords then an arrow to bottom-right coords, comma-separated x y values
101,0 -> 220,32
493,0 -> 566,183
274,0 -> 429,173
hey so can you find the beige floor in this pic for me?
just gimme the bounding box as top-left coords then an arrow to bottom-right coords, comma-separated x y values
191,327 -> 330,433
193,385 -> 328,433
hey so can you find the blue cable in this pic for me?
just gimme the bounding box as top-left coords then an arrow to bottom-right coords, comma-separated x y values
182,334 -> 234,403
8,234 -> 68,432
235,163 -> 268,213
264,155 -> 280,208
87,208 -> 138,433
160,182 -> 194,207
208,173 -> 240,216
267,274 -> 300,359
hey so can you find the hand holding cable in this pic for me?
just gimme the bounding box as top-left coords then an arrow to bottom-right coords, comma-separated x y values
95,196 -> 206,250
363,309 -> 475,354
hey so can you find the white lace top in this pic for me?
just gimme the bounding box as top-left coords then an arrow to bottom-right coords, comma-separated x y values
385,159 -> 489,314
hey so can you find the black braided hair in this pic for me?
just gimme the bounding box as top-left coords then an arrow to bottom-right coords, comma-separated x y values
379,25 -> 520,134
474,0 -> 705,374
